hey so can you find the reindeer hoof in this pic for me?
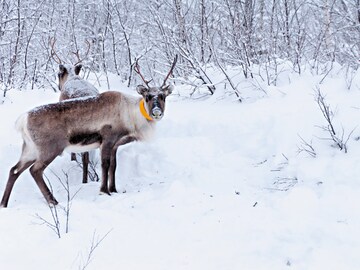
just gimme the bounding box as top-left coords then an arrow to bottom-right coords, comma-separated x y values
109,187 -> 118,193
99,187 -> 111,196
46,194 -> 58,206
71,153 -> 77,161
48,198 -> 59,207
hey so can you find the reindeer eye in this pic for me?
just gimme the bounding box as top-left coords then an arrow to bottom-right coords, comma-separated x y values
146,95 -> 154,102
158,94 -> 165,101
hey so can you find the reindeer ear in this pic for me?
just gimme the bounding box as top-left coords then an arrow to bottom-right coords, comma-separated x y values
59,64 -> 66,75
74,64 -> 82,75
162,84 -> 174,96
58,64 -> 68,79
137,85 -> 149,96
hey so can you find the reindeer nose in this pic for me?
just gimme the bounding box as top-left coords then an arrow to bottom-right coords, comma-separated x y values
152,108 -> 163,119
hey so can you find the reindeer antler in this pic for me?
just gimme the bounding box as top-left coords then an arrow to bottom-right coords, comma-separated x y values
49,37 -> 63,64
72,40 -> 91,66
134,58 -> 152,88
161,55 -> 178,88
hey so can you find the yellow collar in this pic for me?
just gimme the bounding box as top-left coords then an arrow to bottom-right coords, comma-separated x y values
139,99 -> 153,121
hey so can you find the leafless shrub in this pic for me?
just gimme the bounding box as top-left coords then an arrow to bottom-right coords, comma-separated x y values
315,87 -> 355,153
211,43 -> 242,102
35,170 -> 81,238
54,170 -> 82,233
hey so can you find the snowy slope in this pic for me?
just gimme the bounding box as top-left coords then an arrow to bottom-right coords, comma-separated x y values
0,66 -> 360,270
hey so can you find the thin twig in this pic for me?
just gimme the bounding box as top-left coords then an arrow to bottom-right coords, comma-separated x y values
79,229 -> 113,270
297,134 -> 316,158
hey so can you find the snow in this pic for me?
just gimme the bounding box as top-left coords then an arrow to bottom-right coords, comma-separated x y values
0,65 -> 360,269
62,76 -> 99,98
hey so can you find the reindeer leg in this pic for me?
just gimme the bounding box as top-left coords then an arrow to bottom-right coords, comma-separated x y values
108,147 -> 118,193
108,135 -> 136,194
29,157 -> 59,206
99,143 -> 112,195
82,152 -> 89,184
71,153 -> 77,161
0,160 -> 34,208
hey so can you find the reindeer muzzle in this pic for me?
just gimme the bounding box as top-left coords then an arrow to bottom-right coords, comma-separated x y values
151,108 -> 163,120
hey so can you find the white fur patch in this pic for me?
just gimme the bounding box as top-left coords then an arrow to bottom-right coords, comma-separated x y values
65,142 -> 100,153
16,113 -> 39,161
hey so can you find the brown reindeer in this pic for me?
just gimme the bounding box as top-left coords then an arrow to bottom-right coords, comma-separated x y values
0,56 -> 177,207
51,38 -> 99,183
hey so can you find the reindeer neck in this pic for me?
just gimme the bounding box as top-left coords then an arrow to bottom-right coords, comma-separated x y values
139,99 -> 153,121
131,96 -> 156,140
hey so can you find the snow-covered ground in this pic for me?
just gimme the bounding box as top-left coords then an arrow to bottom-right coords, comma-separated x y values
0,64 -> 360,269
